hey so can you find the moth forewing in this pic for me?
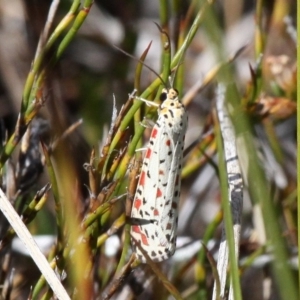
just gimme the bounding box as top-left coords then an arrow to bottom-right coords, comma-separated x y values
156,143 -> 183,257
130,88 -> 188,263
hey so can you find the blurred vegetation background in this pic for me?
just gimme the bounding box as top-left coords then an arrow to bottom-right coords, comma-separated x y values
0,0 -> 297,299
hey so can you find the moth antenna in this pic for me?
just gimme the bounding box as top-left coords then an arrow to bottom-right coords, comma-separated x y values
168,76 -> 173,88
170,53 -> 186,89
113,44 -> 168,89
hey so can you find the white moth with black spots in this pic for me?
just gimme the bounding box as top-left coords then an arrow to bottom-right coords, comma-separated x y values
130,88 -> 188,263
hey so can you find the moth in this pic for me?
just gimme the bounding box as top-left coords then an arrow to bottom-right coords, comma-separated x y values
130,88 -> 188,263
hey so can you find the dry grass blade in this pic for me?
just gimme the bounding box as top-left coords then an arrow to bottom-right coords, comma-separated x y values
0,188 -> 70,300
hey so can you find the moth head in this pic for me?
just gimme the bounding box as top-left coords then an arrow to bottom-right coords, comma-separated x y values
160,88 -> 179,101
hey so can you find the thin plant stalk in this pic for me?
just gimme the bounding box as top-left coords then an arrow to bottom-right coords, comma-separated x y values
297,0 -> 300,291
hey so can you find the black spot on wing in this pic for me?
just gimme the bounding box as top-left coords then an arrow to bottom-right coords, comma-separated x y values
151,251 -> 157,257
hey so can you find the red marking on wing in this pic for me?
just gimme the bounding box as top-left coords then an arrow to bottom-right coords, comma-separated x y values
154,208 -> 159,216
139,171 -> 146,186
134,199 -> 142,210
166,223 -> 172,230
132,225 -> 141,233
156,188 -> 162,198
166,139 -> 171,146
159,169 -> 164,175
145,148 -> 152,158
141,233 -> 149,245
132,226 -> 149,246
151,128 -> 158,138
